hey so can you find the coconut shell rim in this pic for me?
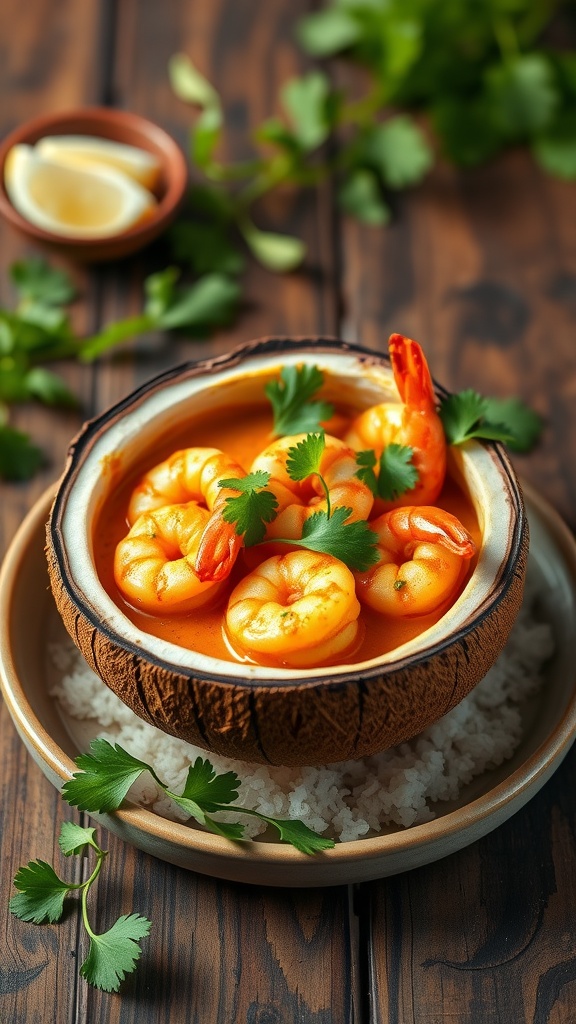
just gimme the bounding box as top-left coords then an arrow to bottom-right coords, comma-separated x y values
47,335 -> 528,692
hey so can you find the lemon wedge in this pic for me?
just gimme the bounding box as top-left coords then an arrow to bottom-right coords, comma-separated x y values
4,143 -> 157,238
36,134 -> 161,190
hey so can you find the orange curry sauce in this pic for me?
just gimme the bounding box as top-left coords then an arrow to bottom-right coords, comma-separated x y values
94,402 -> 481,668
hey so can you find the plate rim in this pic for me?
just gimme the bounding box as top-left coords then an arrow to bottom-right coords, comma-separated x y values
1,481 -> 576,875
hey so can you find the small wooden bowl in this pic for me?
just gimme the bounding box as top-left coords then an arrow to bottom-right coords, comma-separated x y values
46,337 -> 529,766
0,107 -> 188,262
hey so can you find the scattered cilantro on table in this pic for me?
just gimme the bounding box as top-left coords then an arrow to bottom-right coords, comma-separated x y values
0,258 -> 240,481
10,739 -> 335,992
10,820 -> 151,993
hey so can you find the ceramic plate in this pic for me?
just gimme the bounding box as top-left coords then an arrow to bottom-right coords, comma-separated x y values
1,483 -> 576,887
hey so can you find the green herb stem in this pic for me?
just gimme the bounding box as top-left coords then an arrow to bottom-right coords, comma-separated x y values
80,852 -> 107,940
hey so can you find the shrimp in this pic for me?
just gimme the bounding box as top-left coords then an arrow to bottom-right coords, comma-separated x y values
355,506 -> 476,617
345,333 -> 447,509
250,433 -> 374,541
114,502 -> 225,615
127,447 -> 247,583
225,550 -> 362,668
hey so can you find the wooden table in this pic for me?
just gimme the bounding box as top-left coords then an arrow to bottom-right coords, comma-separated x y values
2,2 -> 576,1021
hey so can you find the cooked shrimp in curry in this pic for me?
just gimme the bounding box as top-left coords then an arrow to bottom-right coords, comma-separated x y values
127,447 -> 248,582
345,334 -> 447,510
250,433 -> 374,541
225,550 -> 362,668
355,506 -> 476,617
114,502 -> 225,614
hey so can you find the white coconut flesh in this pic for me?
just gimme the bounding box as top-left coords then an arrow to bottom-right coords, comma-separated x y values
58,350 -> 516,682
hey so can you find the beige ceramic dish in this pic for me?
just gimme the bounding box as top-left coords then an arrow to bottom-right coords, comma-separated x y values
0,107 -> 188,261
0,482 -> 575,886
46,337 -> 528,767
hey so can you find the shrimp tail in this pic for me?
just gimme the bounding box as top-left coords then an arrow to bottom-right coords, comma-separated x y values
195,512 -> 244,583
389,333 -> 436,411
389,507 -> 476,558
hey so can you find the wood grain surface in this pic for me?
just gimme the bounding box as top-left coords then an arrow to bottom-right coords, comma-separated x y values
1,1 -> 576,1022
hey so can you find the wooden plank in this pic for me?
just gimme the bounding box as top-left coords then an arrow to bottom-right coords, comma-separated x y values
342,152 -> 576,1020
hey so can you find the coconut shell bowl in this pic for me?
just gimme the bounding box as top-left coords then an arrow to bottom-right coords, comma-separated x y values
46,337 -> 529,767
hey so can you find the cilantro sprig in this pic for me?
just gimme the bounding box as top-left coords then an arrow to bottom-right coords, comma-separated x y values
219,472 -> 279,546
439,389 -> 542,452
62,739 -> 335,855
265,365 -> 334,437
356,444 -> 419,501
0,258 -> 240,482
10,821 -> 151,993
271,432 -> 380,571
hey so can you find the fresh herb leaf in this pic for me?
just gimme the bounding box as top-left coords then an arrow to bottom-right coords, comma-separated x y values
58,822 -> 100,857
10,821 -> 151,992
485,54 -> 558,139
281,71 -> 332,151
482,396 -> 543,453
275,506 -> 380,572
169,52 -> 221,109
354,448 -> 378,494
265,364 -> 334,437
11,258 -> 76,307
80,914 -> 152,993
178,757 -> 241,811
361,116 -> 433,190
219,473 -> 279,546
285,432 -> 326,481
9,860 -> 73,924
439,389 -> 541,450
377,444 -> 419,500
356,445 -> 419,500
24,367 -> 77,407
296,7 -> 361,58
338,169 -> 391,225
0,425 -> 44,481
239,217 -> 306,272
60,740 -> 332,854
62,739 -> 162,813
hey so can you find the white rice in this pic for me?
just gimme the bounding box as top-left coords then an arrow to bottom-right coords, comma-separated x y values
48,580 -> 554,843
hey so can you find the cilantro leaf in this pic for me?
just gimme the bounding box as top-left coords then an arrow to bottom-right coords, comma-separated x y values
178,757 -> 241,812
261,818 -> 335,854
356,445 -> 419,500
281,71 -> 332,151
485,55 -> 559,139
62,739 -> 160,812
276,506 -> 379,572
11,258 -> 76,307
265,364 -> 334,436
80,914 -> 151,993
9,860 -> 72,924
285,432 -> 325,481
239,218 -> 306,273
439,389 -> 541,450
376,444 -> 419,500
362,116 -> 433,189
482,396 -> 543,453
219,473 -> 279,546
0,425 -> 44,481
58,822 -> 100,857
339,169 -> 391,225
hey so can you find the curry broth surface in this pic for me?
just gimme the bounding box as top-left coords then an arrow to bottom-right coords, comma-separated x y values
94,402 -> 481,668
